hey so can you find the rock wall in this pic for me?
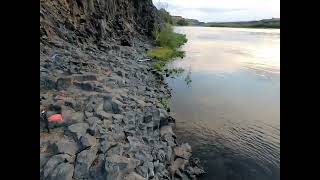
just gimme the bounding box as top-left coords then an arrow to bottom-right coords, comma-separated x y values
40,0 -> 160,46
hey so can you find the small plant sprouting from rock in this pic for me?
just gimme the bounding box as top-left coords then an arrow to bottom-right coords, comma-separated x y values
167,68 -> 185,77
184,68 -> 192,86
106,143 -> 118,153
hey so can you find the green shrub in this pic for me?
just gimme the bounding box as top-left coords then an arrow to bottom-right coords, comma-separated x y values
176,19 -> 189,26
155,24 -> 187,49
172,50 -> 185,58
147,23 -> 188,71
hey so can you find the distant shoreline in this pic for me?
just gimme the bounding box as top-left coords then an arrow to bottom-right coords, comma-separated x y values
206,25 -> 280,29
175,25 -> 280,29
173,17 -> 280,29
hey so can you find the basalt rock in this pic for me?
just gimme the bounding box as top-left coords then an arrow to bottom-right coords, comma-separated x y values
40,0 -> 202,179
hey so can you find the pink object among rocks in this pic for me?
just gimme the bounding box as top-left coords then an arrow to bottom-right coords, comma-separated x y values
48,114 -> 63,122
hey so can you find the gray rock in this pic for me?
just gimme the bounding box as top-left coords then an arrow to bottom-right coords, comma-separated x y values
106,154 -> 140,171
154,160 -> 166,174
89,154 -> 107,180
41,75 -> 56,90
160,125 -> 175,137
52,139 -> 79,155
193,166 -> 206,176
98,139 -> 110,154
103,119 -> 112,129
136,165 -> 148,178
162,134 -> 176,147
146,161 -> 155,178
124,172 -> 146,180
72,74 -> 97,82
166,146 -> 173,162
153,109 -> 160,121
170,158 -> 188,176
40,153 -> 50,169
116,70 -> 124,77
56,77 -> 72,90
74,81 -> 95,91
186,166 -> 205,177
105,79 -> 117,87
159,109 -> 169,127
63,111 -> 84,125
146,87 -> 152,91
143,114 -> 153,123
80,134 -> 97,148
43,154 -> 74,179
84,111 -> 94,118
86,116 -> 102,126
175,169 -> 184,178
74,146 -> 98,179
127,136 -> 146,151
85,96 -> 99,112
135,99 -> 146,107
112,99 -> 122,114
105,155 -> 140,180
134,150 -> 154,162
96,110 -> 113,120
64,99 -> 84,112
106,143 -> 122,156
88,122 -> 104,136
67,122 -> 89,140
103,96 -> 113,113
157,150 -> 166,162
113,114 -> 124,123
48,163 -> 74,180
174,143 -> 192,160
125,111 -> 136,121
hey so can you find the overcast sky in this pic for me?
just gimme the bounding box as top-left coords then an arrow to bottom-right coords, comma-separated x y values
153,0 -> 280,22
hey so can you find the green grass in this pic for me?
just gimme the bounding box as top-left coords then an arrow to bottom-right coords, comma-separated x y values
146,47 -> 185,61
152,61 -> 166,71
146,47 -> 174,61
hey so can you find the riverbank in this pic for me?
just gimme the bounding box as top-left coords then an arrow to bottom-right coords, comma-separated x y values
40,1 -> 204,179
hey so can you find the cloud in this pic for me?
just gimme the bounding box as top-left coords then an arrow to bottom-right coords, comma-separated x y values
153,0 -> 280,22
195,8 -> 248,13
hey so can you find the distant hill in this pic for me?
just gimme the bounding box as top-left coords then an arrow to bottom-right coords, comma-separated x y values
171,16 -> 205,26
205,18 -> 280,29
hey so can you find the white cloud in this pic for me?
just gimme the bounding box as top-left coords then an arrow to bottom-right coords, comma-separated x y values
153,0 -> 280,22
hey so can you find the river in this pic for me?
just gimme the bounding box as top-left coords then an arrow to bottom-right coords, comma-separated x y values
167,27 -> 280,180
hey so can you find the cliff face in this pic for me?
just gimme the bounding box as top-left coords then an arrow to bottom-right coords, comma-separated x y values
40,0 -> 159,46
40,1 -> 205,179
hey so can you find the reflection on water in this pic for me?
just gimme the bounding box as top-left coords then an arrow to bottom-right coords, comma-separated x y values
167,27 -> 280,180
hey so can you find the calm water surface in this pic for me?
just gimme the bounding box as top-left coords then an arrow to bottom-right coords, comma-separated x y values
167,27 -> 280,180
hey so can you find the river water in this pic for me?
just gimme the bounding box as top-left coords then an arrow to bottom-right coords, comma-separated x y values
166,27 -> 280,180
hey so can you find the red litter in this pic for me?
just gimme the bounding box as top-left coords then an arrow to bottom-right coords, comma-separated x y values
48,114 -> 63,122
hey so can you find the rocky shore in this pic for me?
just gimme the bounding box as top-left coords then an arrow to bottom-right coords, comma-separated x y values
40,0 -> 204,179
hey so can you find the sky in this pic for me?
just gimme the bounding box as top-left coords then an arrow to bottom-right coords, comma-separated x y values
152,0 -> 280,22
